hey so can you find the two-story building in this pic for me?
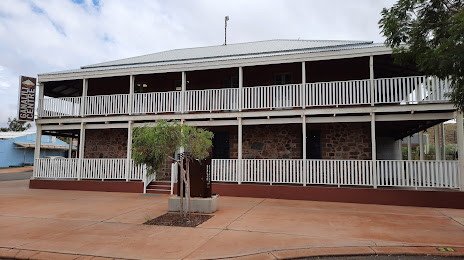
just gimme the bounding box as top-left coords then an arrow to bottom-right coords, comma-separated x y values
31,40 -> 464,207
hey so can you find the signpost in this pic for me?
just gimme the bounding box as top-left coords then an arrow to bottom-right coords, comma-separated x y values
17,76 -> 36,121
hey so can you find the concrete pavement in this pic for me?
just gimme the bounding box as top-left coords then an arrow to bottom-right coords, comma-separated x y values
0,180 -> 463,260
0,166 -> 33,181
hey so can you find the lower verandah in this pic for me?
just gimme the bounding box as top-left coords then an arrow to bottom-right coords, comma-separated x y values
33,122 -> 460,190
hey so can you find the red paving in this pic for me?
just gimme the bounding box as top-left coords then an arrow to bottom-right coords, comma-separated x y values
0,180 -> 463,260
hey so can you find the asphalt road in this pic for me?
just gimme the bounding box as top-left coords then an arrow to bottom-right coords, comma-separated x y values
0,171 -> 33,181
303,255 -> 464,259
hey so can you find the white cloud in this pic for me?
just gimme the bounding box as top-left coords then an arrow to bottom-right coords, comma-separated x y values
0,0 -> 397,127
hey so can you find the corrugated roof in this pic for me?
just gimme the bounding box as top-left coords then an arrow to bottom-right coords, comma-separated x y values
40,40 -> 385,76
82,40 -> 372,69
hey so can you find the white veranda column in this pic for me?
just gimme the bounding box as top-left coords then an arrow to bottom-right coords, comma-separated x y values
126,121 -> 133,181
419,131 -> 424,160
441,123 -> 446,160
80,79 -> 88,117
302,115 -> 307,186
456,110 -> 464,191
37,83 -> 44,118
32,124 -> 42,179
371,113 -> 377,188
77,122 -> 86,180
238,117 -> 242,184
301,61 -> 306,109
238,67 -> 243,111
68,137 -> 72,159
181,72 -> 186,113
369,55 -> 374,106
407,136 -> 412,160
434,125 -> 441,160
128,75 -> 134,115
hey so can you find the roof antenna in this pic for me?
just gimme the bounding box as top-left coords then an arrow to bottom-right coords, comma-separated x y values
224,16 -> 229,45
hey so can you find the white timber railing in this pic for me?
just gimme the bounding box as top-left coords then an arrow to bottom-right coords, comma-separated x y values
38,76 -> 452,118
243,84 -> 302,109
211,159 -> 459,189
374,76 -> 451,104
84,94 -> 130,116
33,158 -> 145,181
376,160 -> 459,188
133,91 -> 182,114
305,79 -> 371,106
39,97 -> 82,118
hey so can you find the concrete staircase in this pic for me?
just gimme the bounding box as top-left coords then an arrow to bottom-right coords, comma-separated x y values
146,180 -> 171,194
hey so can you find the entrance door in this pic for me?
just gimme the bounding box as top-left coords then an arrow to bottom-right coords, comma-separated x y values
212,132 -> 230,159
307,130 -> 321,159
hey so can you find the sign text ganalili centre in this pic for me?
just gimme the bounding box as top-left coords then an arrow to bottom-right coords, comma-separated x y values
18,76 -> 36,121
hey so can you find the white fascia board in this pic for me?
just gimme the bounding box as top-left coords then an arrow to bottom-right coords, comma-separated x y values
35,103 -> 456,125
38,46 -> 392,83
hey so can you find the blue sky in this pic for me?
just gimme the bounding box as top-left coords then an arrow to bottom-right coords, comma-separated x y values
0,0 -> 396,128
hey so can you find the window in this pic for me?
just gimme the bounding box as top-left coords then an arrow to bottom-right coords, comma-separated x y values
274,73 -> 292,85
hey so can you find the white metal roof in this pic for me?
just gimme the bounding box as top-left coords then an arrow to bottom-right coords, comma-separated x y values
39,39 -> 384,77
82,40 -> 372,69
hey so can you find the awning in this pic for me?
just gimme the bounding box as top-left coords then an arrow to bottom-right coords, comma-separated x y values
14,142 -> 77,150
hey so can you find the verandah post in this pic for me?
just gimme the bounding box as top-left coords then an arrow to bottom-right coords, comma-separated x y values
237,117 -> 242,184
37,82 -> 44,118
371,112 -> 377,188
301,61 -> 306,109
369,55 -> 374,106
125,120 -> 133,182
33,124 -> 42,179
407,136 -> 412,160
181,71 -> 186,113
238,67 -> 243,111
77,122 -> 86,180
434,125 -> 441,161
302,115 -> 307,186
128,75 -> 134,115
419,131 -> 424,160
80,79 -> 88,117
456,110 -> 464,191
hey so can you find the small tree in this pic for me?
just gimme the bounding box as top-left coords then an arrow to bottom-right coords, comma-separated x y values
132,121 -> 213,217
0,117 -> 32,132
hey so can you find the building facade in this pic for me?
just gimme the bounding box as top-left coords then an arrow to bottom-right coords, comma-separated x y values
0,132 -> 70,167
31,40 -> 464,203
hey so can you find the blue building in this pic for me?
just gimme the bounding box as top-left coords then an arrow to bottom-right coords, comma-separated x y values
0,132 -> 72,168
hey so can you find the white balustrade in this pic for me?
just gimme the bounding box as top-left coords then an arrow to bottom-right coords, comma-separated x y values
376,160 -> 459,188
374,76 -> 451,104
211,159 -> 458,189
306,160 -> 372,186
38,76 -> 452,118
211,159 -> 238,182
33,158 -> 79,179
243,84 -> 302,110
305,79 -> 371,107
184,88 -> 239,112
133,91 -> 181,114
34,158 -> 145,181
39,97 -> 81,118
84,94 -> 130,116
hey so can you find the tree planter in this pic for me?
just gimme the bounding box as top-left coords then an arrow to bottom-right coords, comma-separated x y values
168,195 -> 218,213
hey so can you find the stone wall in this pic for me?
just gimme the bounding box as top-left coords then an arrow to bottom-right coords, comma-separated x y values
318,123 -> 372,160
84,129 -> 127,158
240,124 -> 301,159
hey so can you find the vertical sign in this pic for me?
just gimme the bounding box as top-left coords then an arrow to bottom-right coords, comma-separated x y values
18,76 -> 36,121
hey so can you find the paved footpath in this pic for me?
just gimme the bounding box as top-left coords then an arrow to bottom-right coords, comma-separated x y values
0,180 -> 463,260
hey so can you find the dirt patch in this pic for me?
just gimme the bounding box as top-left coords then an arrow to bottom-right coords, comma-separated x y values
144,213 -> 213,227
